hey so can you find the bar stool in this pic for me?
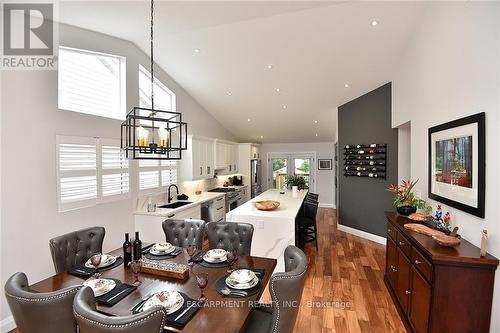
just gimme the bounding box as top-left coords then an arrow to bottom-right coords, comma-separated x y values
296,199 -> 319,250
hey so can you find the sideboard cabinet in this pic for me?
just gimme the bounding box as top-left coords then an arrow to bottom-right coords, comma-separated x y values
384,212 -> 498,333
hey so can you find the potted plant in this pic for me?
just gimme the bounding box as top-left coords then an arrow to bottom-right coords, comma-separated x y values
285,175 -> 307,190
386,179 -> 432,216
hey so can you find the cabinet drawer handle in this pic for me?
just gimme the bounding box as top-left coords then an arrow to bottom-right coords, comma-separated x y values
167,213 -> 175,218
200,167 -> 203,175
390,265 -> 397,272
388,229 -> 392,233
207,166 -> 211,174
398,241 -> 405,246
217,207 -> 223,211
405,290 -> 411,295
414,260 -> 422,265
217,197 -> 223,201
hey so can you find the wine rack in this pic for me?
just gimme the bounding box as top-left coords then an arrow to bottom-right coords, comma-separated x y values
343,144 -> 387,179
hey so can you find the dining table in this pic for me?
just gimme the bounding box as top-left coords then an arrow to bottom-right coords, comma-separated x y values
30,247 -> 277,333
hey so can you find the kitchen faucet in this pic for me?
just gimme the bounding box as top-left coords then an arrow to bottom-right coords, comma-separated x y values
167,184 -> 179,203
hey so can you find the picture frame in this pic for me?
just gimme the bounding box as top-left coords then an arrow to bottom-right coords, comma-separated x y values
318,159 -> 333,170
428,112 -> 485,218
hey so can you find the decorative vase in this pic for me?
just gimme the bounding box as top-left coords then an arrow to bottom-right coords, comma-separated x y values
397,205 -> 417,216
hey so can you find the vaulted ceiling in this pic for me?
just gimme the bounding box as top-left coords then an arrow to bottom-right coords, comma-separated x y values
59,1 -> 427,143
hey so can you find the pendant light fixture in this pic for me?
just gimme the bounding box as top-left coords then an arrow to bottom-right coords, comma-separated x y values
121,0 -> 187,160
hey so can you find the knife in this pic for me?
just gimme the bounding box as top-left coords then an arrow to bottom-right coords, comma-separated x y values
174,302 -> 197,322
105,288 -> 129,303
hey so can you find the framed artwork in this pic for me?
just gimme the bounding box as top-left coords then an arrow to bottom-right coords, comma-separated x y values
428,112 -> 485,218
318,159 -> 332,170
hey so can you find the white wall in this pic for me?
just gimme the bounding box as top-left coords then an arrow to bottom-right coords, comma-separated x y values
392,2 -> 500,331
259,142 -> 335,207
0,22 -> 235,327
397,122 -> 411,181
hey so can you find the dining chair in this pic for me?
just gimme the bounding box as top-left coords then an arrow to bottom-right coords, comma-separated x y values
162,219 -> 206,249
296,199 -> 319,250
49,226 -> 105,274
205,222 -> 254,256
4,272 -> 81,333
73,287 -> 167,333
244,245 -> 308,333
305,192 -> 319,202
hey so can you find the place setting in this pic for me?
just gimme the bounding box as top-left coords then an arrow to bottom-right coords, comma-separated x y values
82,277 -> 137,307
142,242 -> 183,260
68,253 -> 124,278
216,268 -> 263,298
193,249 -> 235,268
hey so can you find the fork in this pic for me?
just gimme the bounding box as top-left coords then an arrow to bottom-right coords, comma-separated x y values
130,292 -> 154,312
220,288 -> 247,297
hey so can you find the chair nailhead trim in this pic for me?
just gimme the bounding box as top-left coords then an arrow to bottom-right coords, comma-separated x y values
73,309 -> 166,333
270,266 -> 307,333
5,286 -> 80,302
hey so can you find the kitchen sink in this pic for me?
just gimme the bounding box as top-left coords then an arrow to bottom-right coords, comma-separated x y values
158,201 -> 192,209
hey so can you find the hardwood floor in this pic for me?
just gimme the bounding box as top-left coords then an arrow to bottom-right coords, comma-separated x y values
9,208 -> 405,333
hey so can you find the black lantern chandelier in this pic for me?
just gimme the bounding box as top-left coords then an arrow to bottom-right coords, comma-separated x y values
121,0 -> 187,160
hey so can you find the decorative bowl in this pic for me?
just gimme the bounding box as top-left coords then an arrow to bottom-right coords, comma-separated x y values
253,200 -> 280,211
396,206 -> 417,216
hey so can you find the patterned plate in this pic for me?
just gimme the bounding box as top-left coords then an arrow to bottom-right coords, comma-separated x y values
225,275 -> 259,290
141,290 -> 184,315
85,254 -> 117,269
83,278 -> 116,297
150,243 -> 175,256
203,249 -> 227,263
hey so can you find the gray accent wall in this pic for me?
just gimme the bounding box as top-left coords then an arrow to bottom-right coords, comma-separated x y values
338,83 -> 398,237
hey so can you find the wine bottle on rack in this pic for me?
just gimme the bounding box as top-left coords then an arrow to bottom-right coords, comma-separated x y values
133,231 -> 142,261
123,233 -> 132,267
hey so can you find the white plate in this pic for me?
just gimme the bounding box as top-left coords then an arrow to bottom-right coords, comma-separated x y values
141,290 -> 184,315
83,278 -> 116,297
85,254 -> 117,269
203,253 -> 227,263
203,249 -> 227,263
229,269 -> 257,284
150,243 -> 175,255
225,275 -> 259,290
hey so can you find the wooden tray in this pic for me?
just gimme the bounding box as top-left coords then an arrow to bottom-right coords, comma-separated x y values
432,234 -> 461,247
404,223 -> 461,247
140,258 -> 189,280
253,200 -> 280,211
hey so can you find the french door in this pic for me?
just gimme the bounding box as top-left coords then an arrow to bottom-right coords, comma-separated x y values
268,153 -> 316,191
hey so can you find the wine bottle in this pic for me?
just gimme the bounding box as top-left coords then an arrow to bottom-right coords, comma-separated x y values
123,233 -> 132,267
133,231 -> 142,261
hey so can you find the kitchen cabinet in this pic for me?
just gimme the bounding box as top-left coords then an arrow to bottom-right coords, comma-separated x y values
182,136 -> 214,180
215,140 -> 238,173
384,212 -> 499,333
251,145 -> 260,159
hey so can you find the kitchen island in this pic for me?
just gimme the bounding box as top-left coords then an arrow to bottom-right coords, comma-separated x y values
226,189 -> 308,272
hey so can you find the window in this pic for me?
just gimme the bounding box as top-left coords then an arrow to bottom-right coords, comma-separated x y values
139,159 -> 177,192
58,46 -> 126,120
57,136 -> 129,212
139,65 -> 176,111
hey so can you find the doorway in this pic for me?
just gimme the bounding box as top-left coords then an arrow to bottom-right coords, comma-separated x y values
268,153 -> 316,191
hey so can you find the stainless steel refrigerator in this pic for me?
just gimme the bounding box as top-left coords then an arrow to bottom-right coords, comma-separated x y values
250,159 -> 262,198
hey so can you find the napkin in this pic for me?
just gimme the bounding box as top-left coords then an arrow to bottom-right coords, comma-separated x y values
96,282 -> 136,306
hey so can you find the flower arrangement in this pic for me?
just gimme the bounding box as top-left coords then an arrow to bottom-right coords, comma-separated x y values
386,179 -> 432,215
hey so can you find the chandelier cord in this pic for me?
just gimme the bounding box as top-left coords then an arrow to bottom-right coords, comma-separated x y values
150,0 -> 154,110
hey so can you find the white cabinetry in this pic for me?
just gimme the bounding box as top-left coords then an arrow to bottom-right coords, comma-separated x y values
182,136 -> 214,181
215,140 -> 238,173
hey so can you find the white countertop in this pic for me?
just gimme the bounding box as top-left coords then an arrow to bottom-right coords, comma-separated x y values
134,192 -> 225,217
227,189 -> 307,220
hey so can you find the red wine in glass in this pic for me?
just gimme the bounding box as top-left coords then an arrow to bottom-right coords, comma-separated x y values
196,272 -> 208,302
131,260 -> 142,286
90,253 -> 102,278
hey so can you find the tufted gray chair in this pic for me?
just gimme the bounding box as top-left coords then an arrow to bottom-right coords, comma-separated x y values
206,222 -> 254,256
49,227 -> 105,274
162,219 -> 206,249
74,287 -> 166,333
5,272 -> 81,333
244,246 -> 308,333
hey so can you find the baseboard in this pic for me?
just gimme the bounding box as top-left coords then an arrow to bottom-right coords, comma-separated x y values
338,224 -> 386,245
1,315 -> 15,333
319,203 -> 336,209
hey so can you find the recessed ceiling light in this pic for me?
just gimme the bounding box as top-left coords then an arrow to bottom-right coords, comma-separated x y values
227,92 -> 232,96
194,48 -> 200,53
247,118 -> 251,122
282,105 -> 287,109
276,88 -> 280,92
267,64 -> 273,69
371,20 -> 378,27
315,133 -> 319,137
344,83 -> 349,88
314,120 -> 318,124
260,135 -> 264,139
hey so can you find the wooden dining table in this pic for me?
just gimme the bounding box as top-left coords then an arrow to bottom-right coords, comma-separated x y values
30,247 -> 277,333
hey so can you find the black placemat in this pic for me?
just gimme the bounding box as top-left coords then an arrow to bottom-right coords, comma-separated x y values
141,243 -> 155,254
199,259 -> 229,268
144,248 -> 183,260
215,275 -> 263,298
190,251 -> 205,263
69,257 -> 124,278
95,279 -> 136,306
132,292 -> 204,328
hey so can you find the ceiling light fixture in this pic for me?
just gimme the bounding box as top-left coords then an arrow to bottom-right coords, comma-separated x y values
276,88 -> 280,92
247,118 -> 251,122
314,120 -> 318,124
315,133 -> 318,137
194,48 -> 200,53
267,64 -> 273,69
121,0 -> 187,160
260,135 -> 264,139
227,92 -> 232,96
344,83 -> 349,88
282,105 -> 287,109
371,20 -> 378,26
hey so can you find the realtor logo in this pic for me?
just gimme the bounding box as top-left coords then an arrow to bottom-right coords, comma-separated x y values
2,2 -> 57,69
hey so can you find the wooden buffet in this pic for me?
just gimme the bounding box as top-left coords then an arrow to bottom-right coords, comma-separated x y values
384,212 -> 499,333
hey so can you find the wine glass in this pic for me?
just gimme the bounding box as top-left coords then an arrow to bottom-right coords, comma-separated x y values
186,245 -> 196,267
226,250 -> 238,273
130,260 -> 142,286
196,272 -> 208,302
90,253 -> 102,278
